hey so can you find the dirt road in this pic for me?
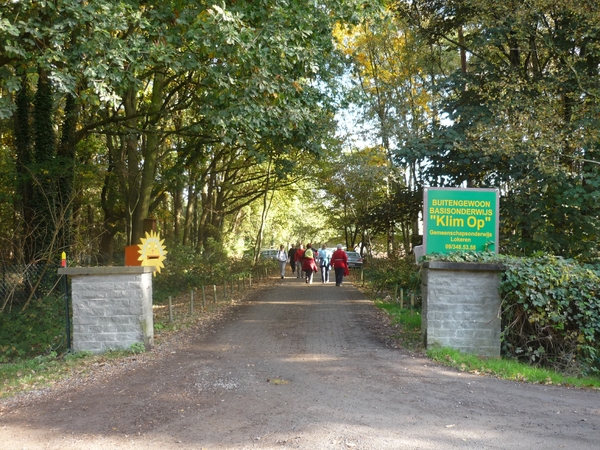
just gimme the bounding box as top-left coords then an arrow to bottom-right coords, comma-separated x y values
1,276 -> 599,449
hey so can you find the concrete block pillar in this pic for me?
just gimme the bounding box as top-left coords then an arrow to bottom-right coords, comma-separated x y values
58,266 -> 155,353
421,262 -> 504,357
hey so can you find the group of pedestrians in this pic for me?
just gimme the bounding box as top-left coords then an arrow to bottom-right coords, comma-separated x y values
280,243 -> 349,286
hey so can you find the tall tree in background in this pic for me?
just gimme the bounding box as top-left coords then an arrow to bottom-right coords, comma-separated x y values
333,6 -> 452,255
1,0 -> 154,263
321,147 -> 390,254
401,0 -> 600,258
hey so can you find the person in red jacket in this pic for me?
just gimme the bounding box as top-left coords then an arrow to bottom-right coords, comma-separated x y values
330,244 -> 349,287
301,243 -> 318,284
294,244 -> 305,279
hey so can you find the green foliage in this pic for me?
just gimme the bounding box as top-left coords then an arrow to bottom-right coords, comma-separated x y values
0,348 -> 151,399
129,342 -> 146,354
500,255 -> 600,375
1,0 -> 354,266
376,302 -> 421,330
0,352 -> 61,397
422,251 -> 502,263
363,256 -> 421,294
320,147 -> 394,252
366,257 -> 423,350
64,351 -> 93,362
0,295 -> 67,362
401,0 -> 600,259
332,8 -> 455,256
153,245 -> 231,301
373,300 -> 422,350
152,244 -> 274,303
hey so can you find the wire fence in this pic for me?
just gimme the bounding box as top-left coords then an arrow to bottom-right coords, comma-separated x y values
0,262 -> 61,312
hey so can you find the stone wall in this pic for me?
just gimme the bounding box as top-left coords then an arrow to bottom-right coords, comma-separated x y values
58,267 -> 155,353
421,261 -> 504,357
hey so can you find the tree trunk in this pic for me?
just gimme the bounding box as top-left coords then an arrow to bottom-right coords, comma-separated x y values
458,27 -> 467,74
197,171 -> 215,251
101,131 -> 126,265
99,230 -> 115,266
31,67 -> 57,262
254,158 -> 272,264
130,71 -> 165,245
182,173 -> 196,246
173,176 -> 183,245
13,74 -> 33,264
56,93 -> 78,253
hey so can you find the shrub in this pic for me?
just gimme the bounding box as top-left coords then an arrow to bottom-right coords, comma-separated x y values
152,244 -> 273,303
500,255 -> 600,375
0,295 -> 67,362
362,256 -> 421,296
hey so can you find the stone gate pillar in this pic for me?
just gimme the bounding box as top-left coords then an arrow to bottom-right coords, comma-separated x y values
57,266 -> 155,353
421,261 -> 504,357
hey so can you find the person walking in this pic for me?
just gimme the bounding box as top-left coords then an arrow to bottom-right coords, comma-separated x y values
318,244 -> 331,283
302,243 -> 318,284
276,245 -> 288,279
294,244 -> 305,279
288,244 -> 297,275
330,244 -> 349,287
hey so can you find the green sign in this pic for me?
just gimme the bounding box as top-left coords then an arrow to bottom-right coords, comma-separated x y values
423,187 -> 499,254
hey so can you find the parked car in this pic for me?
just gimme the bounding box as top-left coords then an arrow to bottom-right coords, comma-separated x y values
345,251 -> 363,268
259,249 -> 278,260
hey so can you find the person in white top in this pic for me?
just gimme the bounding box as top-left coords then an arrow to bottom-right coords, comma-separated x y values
276,244 -> 288,279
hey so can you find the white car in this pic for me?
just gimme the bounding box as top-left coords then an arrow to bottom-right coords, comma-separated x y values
259,249 -> 278,260
345,251 -> 363,268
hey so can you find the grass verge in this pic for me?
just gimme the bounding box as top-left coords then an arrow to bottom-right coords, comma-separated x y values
427,347 -> 600,389
0,348 -> 143,399
373,300 -> 422,351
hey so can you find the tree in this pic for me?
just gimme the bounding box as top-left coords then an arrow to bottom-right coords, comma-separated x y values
333,6 -> 453,255
321,146 -> 391,254
401,0 -> 600,258
0,0 -> 358,265
1,0 -> 157,263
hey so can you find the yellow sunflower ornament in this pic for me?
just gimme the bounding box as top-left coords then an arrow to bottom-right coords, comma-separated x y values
138,230 -> 168,275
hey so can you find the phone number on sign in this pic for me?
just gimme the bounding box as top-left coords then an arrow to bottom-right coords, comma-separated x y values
445,244 -> 477,250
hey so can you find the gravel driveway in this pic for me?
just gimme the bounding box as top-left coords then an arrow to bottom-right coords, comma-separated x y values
1,276 -> 599,449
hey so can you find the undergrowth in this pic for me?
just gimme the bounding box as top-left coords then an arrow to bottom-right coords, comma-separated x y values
0,295 -> 67,362
374,300 -> 422,351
